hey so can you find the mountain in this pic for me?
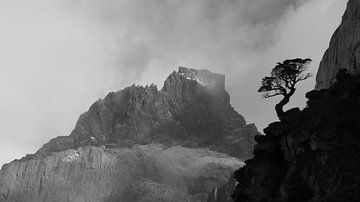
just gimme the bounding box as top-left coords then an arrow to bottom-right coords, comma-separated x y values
34,67 -> 257,160
316,0 -> 360,89
227,0 -> 360,201
0,67 -> 258,202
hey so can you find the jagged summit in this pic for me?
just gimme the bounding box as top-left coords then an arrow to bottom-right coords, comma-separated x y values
173,67 -> 225,89
0,67 -> 257,202
32,67 -> 257,160
162,67 -> 225,92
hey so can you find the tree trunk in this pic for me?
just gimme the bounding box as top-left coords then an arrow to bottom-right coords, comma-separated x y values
275,89 -> 296,120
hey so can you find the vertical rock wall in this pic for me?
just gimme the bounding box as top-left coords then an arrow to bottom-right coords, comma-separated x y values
316,0 -> 360,89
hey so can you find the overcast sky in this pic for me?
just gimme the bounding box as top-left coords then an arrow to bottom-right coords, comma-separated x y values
0,0 -> 347,167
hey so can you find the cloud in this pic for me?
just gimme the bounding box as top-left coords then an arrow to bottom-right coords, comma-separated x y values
60,0 -> 313,84
0,0 -> 347,166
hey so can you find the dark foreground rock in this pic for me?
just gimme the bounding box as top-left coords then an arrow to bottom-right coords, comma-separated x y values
232,72 -> 360,202
227,1 -> 360,200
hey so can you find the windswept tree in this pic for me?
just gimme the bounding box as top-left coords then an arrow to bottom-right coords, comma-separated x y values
258,58 -> 312,120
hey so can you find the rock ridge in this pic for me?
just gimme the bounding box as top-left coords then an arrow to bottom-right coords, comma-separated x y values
33,66 -> 257,160
0,66 -> 257,202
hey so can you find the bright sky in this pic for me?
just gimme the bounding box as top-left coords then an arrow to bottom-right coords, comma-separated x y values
0,0 -> 347,167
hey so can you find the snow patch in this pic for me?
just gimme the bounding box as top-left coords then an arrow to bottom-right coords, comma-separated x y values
179,71 -> 209,86
61,151 -> 80,162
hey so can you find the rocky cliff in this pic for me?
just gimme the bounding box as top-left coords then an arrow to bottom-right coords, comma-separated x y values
210,1 -> 360,201
316,0 -> 360,89
0,67 -> 258,202
34,67 -> 257,160
0,144 -> 243,202
230,71 -> 360,201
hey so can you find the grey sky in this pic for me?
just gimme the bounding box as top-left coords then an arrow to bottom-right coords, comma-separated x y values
0,0 -> 347,166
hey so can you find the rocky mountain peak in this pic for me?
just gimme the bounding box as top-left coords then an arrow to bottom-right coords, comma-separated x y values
31,67 -> 257,160
0,67 -> 257,202
177,66 -> 225,89
163,67 -> 225,92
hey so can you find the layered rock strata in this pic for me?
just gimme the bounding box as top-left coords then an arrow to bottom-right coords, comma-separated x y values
0,144 -> 243,202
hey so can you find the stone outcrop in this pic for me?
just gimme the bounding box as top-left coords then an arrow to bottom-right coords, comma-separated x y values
223,1 -> 360,201
0,144 -> 243,202
231,72 -> 360,202
35,67 -> 257,160
207,176 -> 237,202
316,0 -> 360,89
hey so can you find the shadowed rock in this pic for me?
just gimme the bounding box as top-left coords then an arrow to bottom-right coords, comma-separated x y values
231,72 -> 360,202
35,67 -> 257,160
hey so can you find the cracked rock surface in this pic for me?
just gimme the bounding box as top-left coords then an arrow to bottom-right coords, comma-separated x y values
0,145 -> 243,202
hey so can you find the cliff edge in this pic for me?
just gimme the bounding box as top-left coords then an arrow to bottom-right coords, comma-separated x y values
231,71 -> 360,201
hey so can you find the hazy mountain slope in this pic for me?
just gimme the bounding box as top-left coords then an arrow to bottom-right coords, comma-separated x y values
0,144 -> 243,202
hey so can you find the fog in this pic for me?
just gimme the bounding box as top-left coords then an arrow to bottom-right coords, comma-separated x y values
0,0 -> 347,166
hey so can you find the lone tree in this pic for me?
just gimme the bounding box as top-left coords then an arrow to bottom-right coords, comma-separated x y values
258,58 -> 312,120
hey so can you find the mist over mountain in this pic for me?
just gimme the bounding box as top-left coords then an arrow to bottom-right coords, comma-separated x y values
0,1 -> 347,168
0,68 -> 257,202
0,0 -> 356,202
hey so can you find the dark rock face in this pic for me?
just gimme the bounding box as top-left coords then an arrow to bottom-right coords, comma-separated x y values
232,72 -> 360,202
316,0 -> 360,89
36,67 -> 257,160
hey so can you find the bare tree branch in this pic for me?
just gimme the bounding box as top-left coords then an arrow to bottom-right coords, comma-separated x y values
258,58 -> 312,120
